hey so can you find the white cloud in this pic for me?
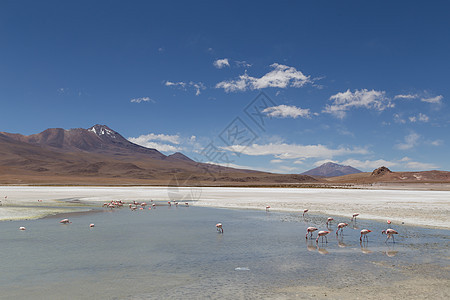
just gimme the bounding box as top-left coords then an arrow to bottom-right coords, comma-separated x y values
336,157 -> 437,171
430,140 -> 443,146
262,105 -> 311,119
128,133 -> 183,152
395,132 -> 420,150
130,97 -> 155,103
270,159 -> 283,164
409,113 -> 429,123
215,63 -> 311,92
235,60 -> 252,68
165,81 -> 206,95
213,58 -> 230,69
340,158 -> 396,170
221,143 -> 368,160
323,89 -> 394,119
421,95 -> 443,104
393,113 -> 406,124
403,161 -> 438,170
394,94 -> 418,100
128,133 -> 180,145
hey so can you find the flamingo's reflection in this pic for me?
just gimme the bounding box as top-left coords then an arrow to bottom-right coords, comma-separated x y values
360,241 -> 372,254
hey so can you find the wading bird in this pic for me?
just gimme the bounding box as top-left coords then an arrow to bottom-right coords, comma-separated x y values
303,209 -> 308,217
305,226 -> 318,239
266,205 -> 270,212
326,217 -> 334,226
316,231 -> 331,243
335,223 -> 349,235
19,227 -> 26,230
216,223 -> 223,233
382,228 -> 398,243
360,229 -> 372,241
351,213 -> 359,221
89,224 -> 95,228
60,219 -> 71,224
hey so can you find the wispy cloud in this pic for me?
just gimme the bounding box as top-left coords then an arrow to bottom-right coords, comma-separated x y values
165,81 -> 206,96
337,157 -> 437,171
213,58 -> 230,69
221,143 -> 368,160
130,97 -> 155,103
262,105 -> 311,119
421,95 -> 443,104
215,63 -> 312,92
431,140 -> 443,146
409,113 -> 429,123
128,133 -> 182,153
235,60 -> 252,68
395,132 -> 420,150
323,89 -> 394,119
394,94 -> 418,100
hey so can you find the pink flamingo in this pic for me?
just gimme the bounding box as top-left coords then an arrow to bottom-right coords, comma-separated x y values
351,213 -> 359,221
387,220 -> 391,225
266,205 -> 270,212
382,228 -> 398,243
360,229 -> 372,241
305,227 -> 318,239
303,209 -> 308,217
316,231 -> 331,243
60,219 -> 71,224
141,202 -> 147,207
185,202 -> 189,207
326,217 -> 334,226
216,223 -> 223,233
89,224 -> 95,228
19,226 -> 26,230
175,202 -> 178,207
152,203 -> 156,208
335,223 -> 349,235
168,201 -> 171,206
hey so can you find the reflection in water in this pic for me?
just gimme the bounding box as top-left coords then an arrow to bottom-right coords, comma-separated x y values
305,240 -> 329,254
317,245 -> 329,255
306,240 -> 317,252
336,236 -> 350,248
383,244 -> 399,257
360,241 -> 372,254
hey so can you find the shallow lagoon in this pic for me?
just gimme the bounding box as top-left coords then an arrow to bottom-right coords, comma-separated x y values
0,204 -> 449,299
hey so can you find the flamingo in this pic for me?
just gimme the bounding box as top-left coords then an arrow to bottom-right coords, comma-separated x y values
335,222 -> 349,235
266,205 -> 270,212
89,224 -> 95,228
326,217 -> 334,226
216,223 -> 223,233
305,226 -> 318,239
382,228 -> 398,243
152,203 -> 156,208
185,202 -> 189,207
387,220 -> 392,225
141,202 -> 147,207
351,213 -> 359,221
60,219 -> 71,224
360,229 -> 372,241
303,209 -> 308,217
168,201 -> 171,206
175,202 -> 178,207
316,231 -> 331,243
19,227 -> 26,230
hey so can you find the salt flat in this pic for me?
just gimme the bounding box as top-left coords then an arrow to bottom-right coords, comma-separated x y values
1,186 -> 449,229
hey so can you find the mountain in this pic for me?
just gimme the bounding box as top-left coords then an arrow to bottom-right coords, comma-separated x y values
302,162 -> 362,177
0,125 -> 318,185
1,124 -> 165,159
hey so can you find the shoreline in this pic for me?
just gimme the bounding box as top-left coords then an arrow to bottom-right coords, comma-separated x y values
1,185 -> 449,229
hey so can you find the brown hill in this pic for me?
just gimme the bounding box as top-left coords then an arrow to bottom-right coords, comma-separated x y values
0,126 -> 318,186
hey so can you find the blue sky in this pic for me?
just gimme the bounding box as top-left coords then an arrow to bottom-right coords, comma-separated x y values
1,0 -> 449,173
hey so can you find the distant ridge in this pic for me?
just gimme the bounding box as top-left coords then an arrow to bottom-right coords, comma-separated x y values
302,162 -> 362,177
0,124 -> 318,185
